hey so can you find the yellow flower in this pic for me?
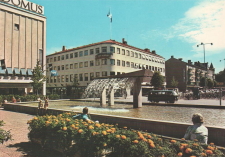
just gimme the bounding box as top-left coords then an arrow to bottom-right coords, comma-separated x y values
88,125 -> 94,130
102,131 -> 107,135
116,135 -> 120,138
62,126 -> 67,131
33,117 -> 38,120
78,129 -> 83,133
103,143 -> 107,147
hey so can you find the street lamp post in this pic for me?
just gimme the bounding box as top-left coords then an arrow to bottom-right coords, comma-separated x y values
197,42 -> 213,91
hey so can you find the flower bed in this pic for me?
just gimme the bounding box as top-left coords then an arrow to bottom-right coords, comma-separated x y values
27,112 -> 225,157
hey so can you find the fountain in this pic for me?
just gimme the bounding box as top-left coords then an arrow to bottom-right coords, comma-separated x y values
82,69 -> 153,108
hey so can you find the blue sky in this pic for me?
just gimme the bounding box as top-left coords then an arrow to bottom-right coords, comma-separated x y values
32,0 -> 225,73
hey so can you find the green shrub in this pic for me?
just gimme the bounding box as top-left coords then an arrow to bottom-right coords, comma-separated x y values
0,120 -> 12,144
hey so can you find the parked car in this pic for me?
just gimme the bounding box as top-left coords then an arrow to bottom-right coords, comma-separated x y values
148,90 -> 178,103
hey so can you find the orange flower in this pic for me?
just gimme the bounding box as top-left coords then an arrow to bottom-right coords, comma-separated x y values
92,132 -> 97,136
101,131 -> 107,135
95,123 -> 101,127
33,117 -> 38,120
103,143 -> 107,147
177,152 -> 183,156
170,139 -> 176,143
147,139 -> 154,144
180,146 -> 185,151
180,143 -> 188,147
185,148 -> 192,154
147,135 -> 152,139
210,142 -> 214,145
181,138 -> 185,140
78,129 -> 83,133
62,126 -> 67,131
66,118 -> 71,122
149,143 -> 155,148
121,135 -> 126,140
190,156 -> 196,157
201,153 -> 207,156
70,124 -> 75,128
205,150 -> 213,155
106,129 -> 112,133
132,140 -> 139,144
207,146 -> 215,150
123,126 -> 127,129
192,143 -> 199,147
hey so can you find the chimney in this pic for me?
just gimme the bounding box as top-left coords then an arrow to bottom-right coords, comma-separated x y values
152,50 -> 156,54
144,48 -> 150,52
62,46 -> 66,51
188,60 -> 192,64
171,55 -> 174,58
122,38 -> 127,45
178,58 -> 182,61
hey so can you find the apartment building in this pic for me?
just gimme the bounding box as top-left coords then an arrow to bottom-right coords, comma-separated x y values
0,0 -> 46,95
165,56 -> 215,92
46,39 -> 165,93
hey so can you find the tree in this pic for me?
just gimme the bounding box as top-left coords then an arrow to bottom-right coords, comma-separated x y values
199,77 -> 206,88
207,78 -> 214,88
215,69 -> 225,84
150,71 -> 165,89
31,60 -> 46,95
170,76 -> 178,88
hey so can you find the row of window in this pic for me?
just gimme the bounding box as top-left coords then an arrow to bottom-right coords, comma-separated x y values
49,59 -> 165,72
47,66 -> 165,84
47,47 -> 164,64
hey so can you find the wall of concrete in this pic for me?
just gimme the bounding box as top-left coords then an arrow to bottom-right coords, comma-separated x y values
3,103 -> 225,147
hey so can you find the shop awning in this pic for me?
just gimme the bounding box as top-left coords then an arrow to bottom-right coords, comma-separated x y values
27,69 -> 32,76
6,68 -> 13,75
14,68 -> 20,75
20,68 -> 26,75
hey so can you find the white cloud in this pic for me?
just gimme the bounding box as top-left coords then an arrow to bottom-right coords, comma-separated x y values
169,0 -> 225,57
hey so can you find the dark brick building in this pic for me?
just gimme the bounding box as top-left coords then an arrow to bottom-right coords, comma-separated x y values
165,56 -> 215,92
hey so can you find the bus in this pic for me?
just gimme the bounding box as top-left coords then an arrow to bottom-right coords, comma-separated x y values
148,90 -> 178,103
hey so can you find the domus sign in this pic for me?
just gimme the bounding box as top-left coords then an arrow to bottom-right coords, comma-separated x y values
0,0 -> 44,14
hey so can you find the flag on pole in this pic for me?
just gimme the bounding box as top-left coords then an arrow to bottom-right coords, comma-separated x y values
107,10 -> 112,22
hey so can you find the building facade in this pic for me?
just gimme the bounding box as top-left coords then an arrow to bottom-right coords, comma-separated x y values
165,56 -> 215,92
46,39 -> 165,95
0,0 -> 46,95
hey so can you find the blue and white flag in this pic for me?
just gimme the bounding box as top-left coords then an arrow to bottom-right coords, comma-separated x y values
50,70 -> 58,76
107,10 -> 112,22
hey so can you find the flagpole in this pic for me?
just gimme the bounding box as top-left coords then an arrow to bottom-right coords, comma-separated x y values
110,20 -> 112,39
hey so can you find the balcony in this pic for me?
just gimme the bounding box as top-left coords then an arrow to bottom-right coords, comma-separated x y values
95,53 -> 113,59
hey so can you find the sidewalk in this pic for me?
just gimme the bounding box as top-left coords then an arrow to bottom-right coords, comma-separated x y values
0,109 -> 60,157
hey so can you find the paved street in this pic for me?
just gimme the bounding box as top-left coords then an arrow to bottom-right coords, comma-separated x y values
0,109 -> 61,157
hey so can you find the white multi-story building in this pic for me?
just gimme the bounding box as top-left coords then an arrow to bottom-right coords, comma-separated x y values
46,39 -> 165,91
0,0 -> 46,95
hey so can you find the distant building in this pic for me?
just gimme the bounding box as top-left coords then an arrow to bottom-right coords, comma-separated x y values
165,56 -> 215,92
0,0 -> 46,95
46,39 -> 165,95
